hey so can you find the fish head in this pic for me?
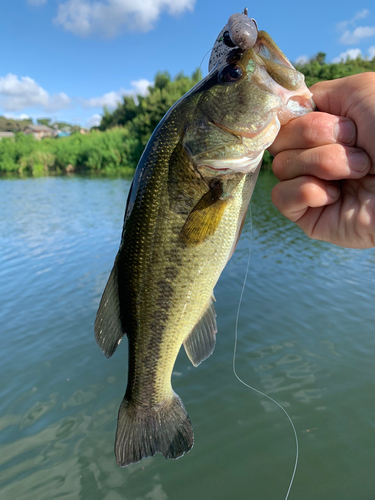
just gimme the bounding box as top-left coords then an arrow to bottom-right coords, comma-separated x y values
183,26 -> 314,175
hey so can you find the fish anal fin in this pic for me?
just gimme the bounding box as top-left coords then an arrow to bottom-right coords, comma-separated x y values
183,298 -> 217,367
180,183 -> 230,246
115,393 -> 194,467
94,260 -> 125,358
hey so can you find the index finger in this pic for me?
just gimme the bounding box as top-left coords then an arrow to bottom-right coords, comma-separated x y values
268,112 -> 357,156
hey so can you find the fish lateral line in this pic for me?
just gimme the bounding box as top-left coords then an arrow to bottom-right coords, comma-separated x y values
95,8 -> 313,469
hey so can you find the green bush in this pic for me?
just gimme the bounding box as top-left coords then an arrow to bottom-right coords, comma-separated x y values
0,138 -> 17,172
0,128 -> 137,175
19,150 -> 56,175
1,58 -> 374,177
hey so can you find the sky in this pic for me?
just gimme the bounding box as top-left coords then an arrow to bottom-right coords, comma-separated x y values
0,1 -> 374,128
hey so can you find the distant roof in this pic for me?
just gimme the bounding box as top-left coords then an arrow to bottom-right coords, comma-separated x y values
0,131 -> 15,137
24,124 -> 55,132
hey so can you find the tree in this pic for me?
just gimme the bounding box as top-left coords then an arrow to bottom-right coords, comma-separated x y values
313,52 -> 326,65
37,118 -> 52,127
97,69 -> 202,159
3,57 -> 375,176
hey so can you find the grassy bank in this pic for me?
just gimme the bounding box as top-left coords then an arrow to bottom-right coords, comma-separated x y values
0,127 -> 138,176
1,56 -> 374,177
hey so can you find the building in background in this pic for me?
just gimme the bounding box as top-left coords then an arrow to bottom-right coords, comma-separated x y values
23,124 -> 57,140
0,132 -> 15,140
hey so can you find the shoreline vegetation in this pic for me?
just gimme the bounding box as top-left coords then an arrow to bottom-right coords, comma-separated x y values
1,54 -> 374,177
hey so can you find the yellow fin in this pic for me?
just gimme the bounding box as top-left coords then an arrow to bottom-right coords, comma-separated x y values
180,183 -> 230,246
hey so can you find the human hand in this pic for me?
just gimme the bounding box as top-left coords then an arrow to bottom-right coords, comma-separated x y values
269,73 -> 375,249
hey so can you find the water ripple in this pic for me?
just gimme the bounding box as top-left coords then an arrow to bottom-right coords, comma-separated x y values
1,175 -> 375,500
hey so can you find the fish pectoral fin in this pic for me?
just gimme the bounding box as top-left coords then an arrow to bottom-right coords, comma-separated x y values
179,183 -> 230,246
94,259 -> 125,358
183,297 -> 217,367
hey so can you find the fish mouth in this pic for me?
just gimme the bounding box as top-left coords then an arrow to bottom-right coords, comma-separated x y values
251,30 -> 315,124
196,21 -> 315,175
208,18 -> 315,120
253,30 -> 294,69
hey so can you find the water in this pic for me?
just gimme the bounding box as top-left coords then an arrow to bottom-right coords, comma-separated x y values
1,174 -> 374,500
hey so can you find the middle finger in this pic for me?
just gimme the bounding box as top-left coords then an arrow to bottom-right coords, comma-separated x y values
273,144 -> 370,181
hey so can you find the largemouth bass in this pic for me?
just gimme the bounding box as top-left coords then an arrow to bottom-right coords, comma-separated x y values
95,11 -> 314,467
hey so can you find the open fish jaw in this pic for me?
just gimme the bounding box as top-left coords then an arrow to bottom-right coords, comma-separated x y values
184,47 -> 313,175
201,14 -> 314,174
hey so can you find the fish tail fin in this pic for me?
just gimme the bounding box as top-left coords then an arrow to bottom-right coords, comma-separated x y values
115,392 -> 194,467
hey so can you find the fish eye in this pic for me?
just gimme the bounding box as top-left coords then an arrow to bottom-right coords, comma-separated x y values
223,30 -> 236,47
218,64 -> 243,83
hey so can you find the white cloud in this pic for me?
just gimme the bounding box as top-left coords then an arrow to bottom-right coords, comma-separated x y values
3,113 -> 31,120
27,0 -> 47,5
353,8 -> 370,21
83,78 -> 152,108
295,55 -> 309,65
131,78 -> 152,96
340,26 -> 375,45
337,10 -> 375,45
332,48 -> 362,63
337,9 -> 370,32
54,0 -> 195,37
368,46 -> 375,59
86,113 -> 102,128
0,74 -> 71,112
85,90 -> 123,108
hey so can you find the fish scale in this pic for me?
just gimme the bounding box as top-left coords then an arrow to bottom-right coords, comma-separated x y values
95,11 -> 314,467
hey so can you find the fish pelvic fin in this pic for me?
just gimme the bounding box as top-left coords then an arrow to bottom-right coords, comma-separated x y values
183,296 -> 217,367
94,259 -> 125,358
115,393 -> 194,467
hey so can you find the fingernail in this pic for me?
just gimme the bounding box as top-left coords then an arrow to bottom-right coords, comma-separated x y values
334,119 -> 356,144
327,183 -> 340,199
348,151 -> 369,172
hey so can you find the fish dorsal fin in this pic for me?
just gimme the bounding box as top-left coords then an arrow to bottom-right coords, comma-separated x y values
180,183 -> 230,246
183,297 -> 217,367
95,260 -> 125,358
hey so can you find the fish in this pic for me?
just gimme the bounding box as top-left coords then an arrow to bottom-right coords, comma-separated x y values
95,11 -> 314,467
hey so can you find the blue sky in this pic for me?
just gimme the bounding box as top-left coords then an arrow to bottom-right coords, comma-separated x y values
1,1 -> 374,128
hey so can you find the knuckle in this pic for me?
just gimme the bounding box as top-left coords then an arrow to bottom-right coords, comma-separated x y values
299,178 -> 322,201
301,113 -> 334,146
311,145 -> 345,174
325,144 -> 346,168
353,72 -> 375,87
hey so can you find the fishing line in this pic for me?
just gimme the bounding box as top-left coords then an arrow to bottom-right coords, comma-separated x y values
199,46 -> 214,75
232,204 -> 299,500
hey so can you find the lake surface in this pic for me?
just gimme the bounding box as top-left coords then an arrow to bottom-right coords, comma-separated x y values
0,173 -> 374,500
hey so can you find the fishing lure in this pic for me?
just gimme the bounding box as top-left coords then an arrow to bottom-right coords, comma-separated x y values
208,9 -> 258,71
